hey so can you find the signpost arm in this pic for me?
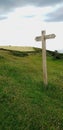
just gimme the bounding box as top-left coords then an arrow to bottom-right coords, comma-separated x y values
42,31 -> 47,85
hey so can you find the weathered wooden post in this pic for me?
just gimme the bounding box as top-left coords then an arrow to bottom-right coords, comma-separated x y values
35,30 -> 56,85
42,31 -> 47,85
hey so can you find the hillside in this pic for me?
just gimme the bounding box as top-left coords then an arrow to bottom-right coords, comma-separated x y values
0,48 -> 63,130
0,46 -> 36,52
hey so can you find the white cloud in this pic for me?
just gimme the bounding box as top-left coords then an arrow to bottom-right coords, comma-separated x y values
8,6 -> 54,19
0,6 -> 63,51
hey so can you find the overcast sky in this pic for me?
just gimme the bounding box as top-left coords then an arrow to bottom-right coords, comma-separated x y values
0,0 -> 63,51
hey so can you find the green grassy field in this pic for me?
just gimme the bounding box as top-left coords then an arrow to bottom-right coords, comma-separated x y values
0,48 -> 63,130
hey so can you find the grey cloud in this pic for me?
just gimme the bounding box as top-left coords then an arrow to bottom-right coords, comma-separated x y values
0,0 -> 63,21
0,16 -> 7,20
45,6 -> 63,22
23,15 -> 36,18
0,0 -> 63,13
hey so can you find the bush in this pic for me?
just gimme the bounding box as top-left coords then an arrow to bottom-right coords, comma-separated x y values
10,50 -> 28,57
53,50 -> 61,59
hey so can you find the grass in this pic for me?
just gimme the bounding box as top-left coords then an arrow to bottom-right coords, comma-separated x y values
0,46 -> 36,52
0,48 -> 63,130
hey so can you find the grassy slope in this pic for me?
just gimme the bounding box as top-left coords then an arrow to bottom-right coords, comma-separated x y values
0,49 -> 63,130
0,46 -> 36,52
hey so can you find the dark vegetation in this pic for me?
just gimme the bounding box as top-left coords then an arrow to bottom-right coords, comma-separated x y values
47,50 -> 63,60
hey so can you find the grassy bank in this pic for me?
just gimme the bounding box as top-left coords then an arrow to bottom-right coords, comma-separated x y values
0,48 -> 63,130
0,46 -> 36,52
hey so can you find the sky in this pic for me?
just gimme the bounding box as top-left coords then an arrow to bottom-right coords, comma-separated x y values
0,0 -> 63,51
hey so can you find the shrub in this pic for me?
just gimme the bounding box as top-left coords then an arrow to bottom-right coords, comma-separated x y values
10,50 -> 28,57
53,50 -> 61,59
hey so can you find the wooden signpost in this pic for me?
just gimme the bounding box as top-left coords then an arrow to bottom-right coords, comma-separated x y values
35,30 -> 56,85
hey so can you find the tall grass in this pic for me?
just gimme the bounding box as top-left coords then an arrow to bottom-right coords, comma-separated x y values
0,49 -> 63,130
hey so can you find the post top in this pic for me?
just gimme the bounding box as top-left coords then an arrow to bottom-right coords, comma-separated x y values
42,30 -> 46,35
42,30 -> 46,32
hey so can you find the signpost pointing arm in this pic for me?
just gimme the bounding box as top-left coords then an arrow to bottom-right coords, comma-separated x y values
35,30 -> 56,85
